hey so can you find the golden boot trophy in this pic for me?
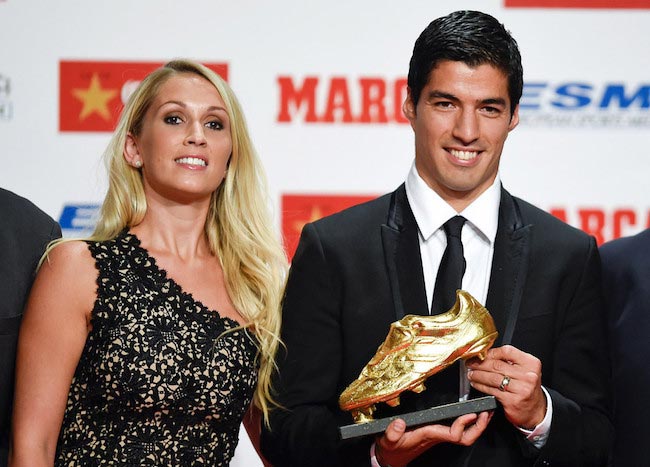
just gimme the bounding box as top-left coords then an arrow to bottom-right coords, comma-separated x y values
339,290 -> 498,424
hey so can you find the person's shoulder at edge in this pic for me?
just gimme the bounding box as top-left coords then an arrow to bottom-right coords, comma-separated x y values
600,227 -> 650,256
0,187 -> 60,231
599,228 -> 650,290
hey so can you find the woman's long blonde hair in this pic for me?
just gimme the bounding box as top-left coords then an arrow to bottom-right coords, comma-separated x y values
89,59 -> 287,424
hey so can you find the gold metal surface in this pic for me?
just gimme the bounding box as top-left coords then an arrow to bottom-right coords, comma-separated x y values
339,290 -> 498,423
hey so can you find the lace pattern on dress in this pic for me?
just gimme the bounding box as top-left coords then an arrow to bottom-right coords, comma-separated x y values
55,231 -> 259,466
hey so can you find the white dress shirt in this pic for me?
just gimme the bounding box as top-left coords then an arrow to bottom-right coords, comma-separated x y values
409,163 -> 552,442
405,161 -> 499,314
369,164 -> 551,466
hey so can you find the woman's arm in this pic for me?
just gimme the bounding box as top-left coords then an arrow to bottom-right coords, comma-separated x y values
10,241 -> 97,467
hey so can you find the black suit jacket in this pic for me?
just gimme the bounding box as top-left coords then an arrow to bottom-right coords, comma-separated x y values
262,185 -> 611,466
600,229 -> 650,467
0,188 -> 61,466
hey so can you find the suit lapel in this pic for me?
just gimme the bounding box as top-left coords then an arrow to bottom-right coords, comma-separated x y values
381,185 -> 531,340
486,189 -> 532,346
381,185 -> 428,320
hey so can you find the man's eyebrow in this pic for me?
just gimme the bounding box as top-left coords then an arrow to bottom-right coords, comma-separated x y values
426,90 -> 458,101
425,92 -> 507,107
481,97 -> 507,107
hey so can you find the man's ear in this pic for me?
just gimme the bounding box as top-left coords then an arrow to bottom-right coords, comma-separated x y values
508,104 -> 520,132
123,132 -> 142,168
402,88 -> 416,128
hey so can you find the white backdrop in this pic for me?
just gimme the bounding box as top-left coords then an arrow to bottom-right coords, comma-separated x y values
1,0 -> 649,464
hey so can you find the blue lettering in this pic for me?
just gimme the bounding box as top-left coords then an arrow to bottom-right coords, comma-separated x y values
520,82 -> 547,109
58,204 -> 100,231
600,84 -> 650,109
551,83 -> 592,109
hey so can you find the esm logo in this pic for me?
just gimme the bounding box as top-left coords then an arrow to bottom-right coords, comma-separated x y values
519,81 -> 650,127
521,82 -> 650,110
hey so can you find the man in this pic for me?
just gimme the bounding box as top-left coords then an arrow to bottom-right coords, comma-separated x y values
0,188 -> 61,466
600,229 -> 650,467
262,11 -> 611,467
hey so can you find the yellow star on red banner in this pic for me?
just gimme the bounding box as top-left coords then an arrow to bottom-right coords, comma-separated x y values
72,73 -> 118,121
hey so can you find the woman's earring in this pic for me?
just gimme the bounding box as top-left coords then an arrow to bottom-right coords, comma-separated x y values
134,160 -> 142,168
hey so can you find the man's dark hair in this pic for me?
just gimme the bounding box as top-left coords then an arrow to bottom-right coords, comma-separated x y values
407,10 -> 523,116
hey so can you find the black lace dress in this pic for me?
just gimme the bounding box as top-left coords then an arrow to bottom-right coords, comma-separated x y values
55,231 -> 259,466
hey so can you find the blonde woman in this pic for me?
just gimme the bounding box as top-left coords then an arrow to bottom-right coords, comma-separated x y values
10,60 -> 286,466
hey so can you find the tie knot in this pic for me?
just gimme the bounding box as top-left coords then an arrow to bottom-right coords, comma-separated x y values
443,216 -> 466,239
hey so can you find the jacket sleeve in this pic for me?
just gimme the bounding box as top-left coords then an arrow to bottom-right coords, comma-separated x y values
536,237 -> 613,466
261,223 -> 372,467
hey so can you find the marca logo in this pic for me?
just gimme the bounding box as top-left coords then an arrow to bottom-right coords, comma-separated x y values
505,0 -> 650,8
277,76 -> 408,124
59,61 -> 229,132
282,194 -> 377,259
520,81 -> 650,127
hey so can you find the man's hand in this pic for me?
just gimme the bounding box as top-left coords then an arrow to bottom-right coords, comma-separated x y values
466,344 -> 546,429
375,411 -> 492,467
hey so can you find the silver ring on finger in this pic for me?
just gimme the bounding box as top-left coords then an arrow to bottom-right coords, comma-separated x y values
499,375 -> 511,392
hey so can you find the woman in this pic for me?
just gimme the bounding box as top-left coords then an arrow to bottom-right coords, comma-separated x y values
10,60 -> 286,466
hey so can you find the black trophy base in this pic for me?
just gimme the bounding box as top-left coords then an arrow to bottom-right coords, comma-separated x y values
339,395 -> 497,440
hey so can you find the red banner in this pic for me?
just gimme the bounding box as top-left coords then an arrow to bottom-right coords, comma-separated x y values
59,61 -> 228,132
505,0 -> 650,8
281,194 -> 377,260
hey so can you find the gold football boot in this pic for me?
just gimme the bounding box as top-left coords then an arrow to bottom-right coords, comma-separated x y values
339,290 -> 498,423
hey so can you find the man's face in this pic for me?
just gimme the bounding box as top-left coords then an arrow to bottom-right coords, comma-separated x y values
403,60 -> 519,211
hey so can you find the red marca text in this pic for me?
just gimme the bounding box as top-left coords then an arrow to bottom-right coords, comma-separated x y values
277,76 -> 408,123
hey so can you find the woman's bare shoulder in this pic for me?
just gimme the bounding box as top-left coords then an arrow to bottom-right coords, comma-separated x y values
34,240 -> 98,309
41,239 -> 95,271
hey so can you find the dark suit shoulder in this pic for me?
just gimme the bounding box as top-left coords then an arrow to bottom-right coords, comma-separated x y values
0,188 -> 62,310
600,228 -> 650,260
600,228 -> 650,290
309,192 -> 392,240
511,193 -> 595,249
0,188 -> 59,233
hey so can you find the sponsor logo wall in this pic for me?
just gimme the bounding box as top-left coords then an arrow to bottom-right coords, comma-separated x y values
1,0 -> 649,464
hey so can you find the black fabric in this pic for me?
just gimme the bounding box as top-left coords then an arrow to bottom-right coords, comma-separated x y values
0,188 -> 61,467
262,185 -> 612,467
431,215 -> 467,315
55,231 -> 258,466
600,229 -> 650,467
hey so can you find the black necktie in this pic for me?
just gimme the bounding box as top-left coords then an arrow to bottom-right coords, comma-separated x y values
416,216 -> 466,407
432,216 -> 467,315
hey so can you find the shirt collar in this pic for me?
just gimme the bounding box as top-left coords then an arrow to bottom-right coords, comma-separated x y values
405,161 -> 501,244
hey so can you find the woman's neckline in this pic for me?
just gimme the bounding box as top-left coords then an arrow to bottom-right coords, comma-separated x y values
122,229 -> 244,329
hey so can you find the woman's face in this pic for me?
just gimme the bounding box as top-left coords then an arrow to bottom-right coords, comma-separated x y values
125,73 -> 233,205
